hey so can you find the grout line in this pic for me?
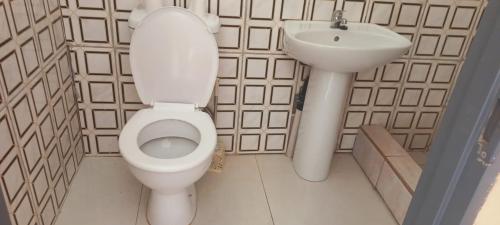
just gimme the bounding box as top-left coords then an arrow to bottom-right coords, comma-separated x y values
233,0 -> 251,153
105,0 -> 126,130
254,155 -> 276,225
134,185 -> 145,225
53,156 -> 89,223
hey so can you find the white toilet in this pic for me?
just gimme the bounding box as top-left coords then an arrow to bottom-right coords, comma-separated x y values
119,6 -> 219,225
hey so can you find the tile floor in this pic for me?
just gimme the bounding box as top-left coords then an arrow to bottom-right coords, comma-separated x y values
54,154 -> 397,225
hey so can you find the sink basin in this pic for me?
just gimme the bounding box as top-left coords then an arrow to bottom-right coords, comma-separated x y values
284,21 -> 411,73
284,21 -> 412,182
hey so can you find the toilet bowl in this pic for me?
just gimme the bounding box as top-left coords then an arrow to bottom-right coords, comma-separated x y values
120,107 -> 216,225
119,7 -> 219,225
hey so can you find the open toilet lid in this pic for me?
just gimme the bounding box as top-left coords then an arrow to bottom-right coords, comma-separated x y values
129,7 -> 219,107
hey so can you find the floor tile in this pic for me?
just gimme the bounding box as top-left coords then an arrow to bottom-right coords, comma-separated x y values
256,154 -> 398,225
55,157 -> 142,225
135,155 -> 274,225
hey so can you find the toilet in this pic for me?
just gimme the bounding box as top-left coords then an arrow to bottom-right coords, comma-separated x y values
119,6 -> 219,225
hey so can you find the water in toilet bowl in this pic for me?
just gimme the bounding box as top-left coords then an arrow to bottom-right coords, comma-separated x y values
140,137 -> 198,159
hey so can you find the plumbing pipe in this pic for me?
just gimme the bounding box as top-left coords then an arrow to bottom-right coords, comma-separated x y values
143,0 -> 163,12
188,0 -> 208,18
188,0 -> 220,33
287,77 -> 309,158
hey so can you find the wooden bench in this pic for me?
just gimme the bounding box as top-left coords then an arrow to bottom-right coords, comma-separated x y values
353,125 -> 422,224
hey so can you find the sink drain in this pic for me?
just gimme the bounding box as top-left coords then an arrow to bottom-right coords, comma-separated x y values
333,36 -> 340,42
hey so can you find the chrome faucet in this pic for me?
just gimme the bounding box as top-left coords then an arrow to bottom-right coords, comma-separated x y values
331,10 -> 348,30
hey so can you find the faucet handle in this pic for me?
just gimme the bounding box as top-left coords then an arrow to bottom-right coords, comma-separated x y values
332,9 -> 345,16
339,18 -> 348,30
331,10 -> 348,30
331,9 -> 346,21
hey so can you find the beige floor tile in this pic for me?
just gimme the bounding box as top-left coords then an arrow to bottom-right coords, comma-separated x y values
55,154 -> 397,225
135,155 -> 273,225
55,157 -> 142,225
256,153 -> 398,225
135,187 -> 149,225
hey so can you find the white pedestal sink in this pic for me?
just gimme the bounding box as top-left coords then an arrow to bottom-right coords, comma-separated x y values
284,21 -> 411,181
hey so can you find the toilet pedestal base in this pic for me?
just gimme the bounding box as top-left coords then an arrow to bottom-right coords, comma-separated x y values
148,185 -> 197,225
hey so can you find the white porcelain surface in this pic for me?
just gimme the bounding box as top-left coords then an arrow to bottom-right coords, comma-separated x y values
144,0 -> 163,12
137,155 -> 273,225
292,68 -> 351,181
55,155 -> 398,225
284,21 -> 411,181
55,158 -> 142,225
119,107 -> 216,225
129,7 -> 219,107
283,21 -> 412,73
124,5 -> 220,224
119,108 -> 216,173
188,0 -> 220,33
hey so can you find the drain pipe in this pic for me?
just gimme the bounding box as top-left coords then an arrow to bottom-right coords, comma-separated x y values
188,0 -> 220,33
143,0 -> 162,12
129,0 -> 220,33
129,0 -> 166,29
287,76 -> 309,158
188,0 -> 207,17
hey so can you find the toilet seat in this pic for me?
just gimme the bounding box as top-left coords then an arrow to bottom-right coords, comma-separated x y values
119,107 -> 217,173
119,7 -> 220,225
129,7 -> 218,107
120,7 -> 218,174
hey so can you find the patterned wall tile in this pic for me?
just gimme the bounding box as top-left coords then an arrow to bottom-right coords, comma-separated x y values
244,0 -> 308,54
56,0 -> 488,156
215,52 -> 242,153
0,1 -> 489,222
237,54 -> 298,153
365,0 -> 427,57
412,0 -> 482,60
336,0 -> 483,152
0,0 -> 82,224
206,0 -> 245,52
61,0 -> 112,47
67,45 -> 122,155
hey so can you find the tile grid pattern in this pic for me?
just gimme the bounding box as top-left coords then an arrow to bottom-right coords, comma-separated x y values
53,155 -> 399,225
62,0 -> 486,155
338,0 -> 487,152
0,0 -> 84,225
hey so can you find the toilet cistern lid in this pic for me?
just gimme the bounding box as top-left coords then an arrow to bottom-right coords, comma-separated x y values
129,7 -> 219,107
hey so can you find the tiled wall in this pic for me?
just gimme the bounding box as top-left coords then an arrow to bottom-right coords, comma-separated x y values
0,0 -> 84,225
61,0 -> 486,155
339,0 -> 486,152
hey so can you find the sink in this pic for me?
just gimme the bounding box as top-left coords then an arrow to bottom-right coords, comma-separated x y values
284,21 -> 411,73
284,21 -> 411,182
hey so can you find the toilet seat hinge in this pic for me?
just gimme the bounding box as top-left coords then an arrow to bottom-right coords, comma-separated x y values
153,102 -> 196,112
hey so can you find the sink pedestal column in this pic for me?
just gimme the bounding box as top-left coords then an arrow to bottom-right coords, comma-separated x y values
292,68 -> 352,181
